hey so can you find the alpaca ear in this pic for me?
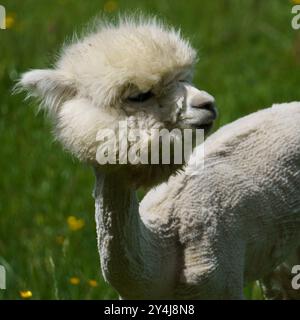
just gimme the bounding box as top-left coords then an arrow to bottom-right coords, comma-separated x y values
18,69 -> 77,114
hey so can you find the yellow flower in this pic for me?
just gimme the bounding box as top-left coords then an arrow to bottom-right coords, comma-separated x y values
292,0 -> 300,4
19,290 -> 32,299
104,1 -> 118,13
88,279 -> 98,287
69,277 -> 80,285
67,216 -> 85,231
5,15 -> 15,29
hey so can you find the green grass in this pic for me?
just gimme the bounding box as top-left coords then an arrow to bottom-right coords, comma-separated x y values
0,0 -> 299,300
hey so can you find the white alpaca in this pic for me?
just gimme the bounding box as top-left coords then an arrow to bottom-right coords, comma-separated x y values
19,17 -> 300,299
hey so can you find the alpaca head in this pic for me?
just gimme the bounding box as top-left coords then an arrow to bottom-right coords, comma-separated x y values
19,16 -> 216,187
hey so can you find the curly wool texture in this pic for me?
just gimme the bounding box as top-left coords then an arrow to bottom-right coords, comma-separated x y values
56,17 -> 196,108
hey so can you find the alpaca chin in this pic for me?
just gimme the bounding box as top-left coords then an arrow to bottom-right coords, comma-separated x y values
94,162 -> 184,189
128,163 -> 184,188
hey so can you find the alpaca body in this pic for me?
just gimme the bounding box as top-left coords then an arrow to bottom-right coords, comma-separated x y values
95,102 -> 300,299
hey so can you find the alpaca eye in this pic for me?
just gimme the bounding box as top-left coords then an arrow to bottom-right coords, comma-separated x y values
127,91 -> 154,103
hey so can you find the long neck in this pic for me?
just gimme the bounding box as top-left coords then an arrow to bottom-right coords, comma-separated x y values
93,169 -> 178,299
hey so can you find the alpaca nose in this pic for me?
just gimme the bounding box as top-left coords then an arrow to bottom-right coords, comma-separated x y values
189,90 -> 215,110
192,101 -> 215,111
184,84 -> 217,118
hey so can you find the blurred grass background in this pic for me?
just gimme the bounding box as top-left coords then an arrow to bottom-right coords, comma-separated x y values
0,0 -> 300,300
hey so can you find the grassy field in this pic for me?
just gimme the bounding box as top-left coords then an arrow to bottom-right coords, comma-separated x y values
0,0 -> 300,300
